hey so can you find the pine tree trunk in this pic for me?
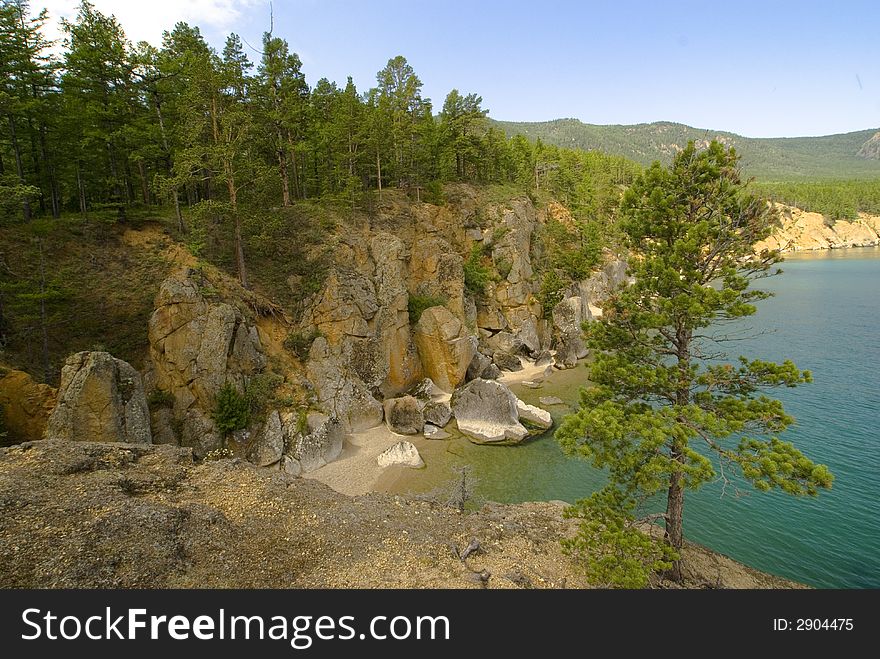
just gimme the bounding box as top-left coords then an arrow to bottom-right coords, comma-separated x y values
137,160 -> 150,204
152,93 -> 183,231
277,130 -> 290,207
9,115 -> 32,222
38,239 -> 51,384
226,169 -> 248,289
76,161 -> 87,215
665,466 -> 685,581
26,118 -> 46,215
376,151 -> 382,202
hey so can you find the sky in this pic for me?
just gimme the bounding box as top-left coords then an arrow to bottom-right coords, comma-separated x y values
33,0 -> 880,138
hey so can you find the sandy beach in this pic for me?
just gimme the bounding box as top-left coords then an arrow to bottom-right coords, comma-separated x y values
306,357 -> 559,497
304,424 -> 433,496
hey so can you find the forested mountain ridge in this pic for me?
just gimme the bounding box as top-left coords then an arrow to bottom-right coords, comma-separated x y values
492,119 -> 880,180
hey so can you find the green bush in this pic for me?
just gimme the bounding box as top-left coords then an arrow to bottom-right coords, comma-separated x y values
544,218 -> 603,281
244,371 -> 284,415
408,294 -> 447,324
463,244 -> 493,297
539,270 -> 566,316
561,489 -> 678,588
212,383 -> 251,436
421,180 -> 445,205
284,329 -> 321,360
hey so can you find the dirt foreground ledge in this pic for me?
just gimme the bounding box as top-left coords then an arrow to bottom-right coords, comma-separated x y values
0,441 -> 803,589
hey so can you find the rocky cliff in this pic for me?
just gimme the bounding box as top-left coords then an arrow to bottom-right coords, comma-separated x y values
755,204 -> 880,252
296,186 -> 626,446
1,186 -> 627,481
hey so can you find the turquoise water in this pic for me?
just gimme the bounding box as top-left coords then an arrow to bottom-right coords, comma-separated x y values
398,247 -> 880,588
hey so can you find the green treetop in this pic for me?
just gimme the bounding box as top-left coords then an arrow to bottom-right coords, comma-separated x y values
556,141 -> 833,585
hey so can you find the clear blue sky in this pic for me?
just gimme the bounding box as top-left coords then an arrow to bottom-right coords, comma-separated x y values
43,0 -> 880,137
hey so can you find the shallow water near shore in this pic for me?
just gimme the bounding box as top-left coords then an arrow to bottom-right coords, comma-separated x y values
389,247 -> 880,588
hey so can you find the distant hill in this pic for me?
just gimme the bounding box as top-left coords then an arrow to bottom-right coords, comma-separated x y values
491,119 -> 880,180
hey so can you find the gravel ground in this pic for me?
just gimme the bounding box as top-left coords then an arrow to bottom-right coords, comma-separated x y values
0,441 -> 802,589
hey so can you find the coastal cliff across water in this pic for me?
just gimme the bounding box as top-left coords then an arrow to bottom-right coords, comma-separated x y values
756,204 -> 880,252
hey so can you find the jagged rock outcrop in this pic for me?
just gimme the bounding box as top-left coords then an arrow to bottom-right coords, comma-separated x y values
857,131 -> 880,160
293,189 -> 626,441
423,400 -> 452,427
410,238 -> 466,318
147,271 -> 266,454
451,378 -> 551,445
377,440 -> 424,468
306,336 -> 384,432
287,412 -> 344,473
755,205 -> 880,252
551,257 -> 629,368
383,396 -> 424,435
246,410 -> 286,467
46,351 -> 151,444
413,306 -> 477,393
0,367 -> 56,445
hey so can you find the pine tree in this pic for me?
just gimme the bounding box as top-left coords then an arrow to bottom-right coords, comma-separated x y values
556,141 -> 833,584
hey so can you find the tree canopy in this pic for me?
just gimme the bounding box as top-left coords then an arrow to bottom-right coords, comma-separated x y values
556,141 -> 833,585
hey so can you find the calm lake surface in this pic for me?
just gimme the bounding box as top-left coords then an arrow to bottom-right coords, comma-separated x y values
394,247 -> 880,588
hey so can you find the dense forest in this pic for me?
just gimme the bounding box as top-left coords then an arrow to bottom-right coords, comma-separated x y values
0,0 -> 642,382
0,2 -> 638,247
493,118 -> 880,180
752,179 -> 880,220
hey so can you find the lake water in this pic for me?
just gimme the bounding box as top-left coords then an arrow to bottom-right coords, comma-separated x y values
393,247 -> 880,588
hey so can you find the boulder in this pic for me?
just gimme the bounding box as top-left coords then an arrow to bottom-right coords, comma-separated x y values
423,400 -> 452,428
306,336 -> 384,432
465,352 -> 493,382
493,351 -> 523,372
383,396 -> 424,435
377,441 -> 424,468
148,272 -> 266,414
515,399 -> 553,430
552,296 -> 589,368
46,352 -> 151,445
539,396 -> 565,406
288,412 -> 344,473
0,367 -> 56,445
407,378 -> 444,401
180,407 -> 222,459
476,306 -> 507,331
281,455 -> 302,477
423,424 -> 450,440
247,410 -> 285,467
515,316 -> 541,355
484,331 -> 524,356
450,378 -> 528,444
150,406 -> 178,445
413,306 -> 477,393
534,350 -> 554,368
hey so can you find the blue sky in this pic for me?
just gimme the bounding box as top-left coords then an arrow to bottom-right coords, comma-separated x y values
40,0 -> 880,137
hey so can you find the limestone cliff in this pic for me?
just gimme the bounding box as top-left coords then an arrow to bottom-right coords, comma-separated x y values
298,186 -> 626,434
755,204 -> 880,252
0,367 -> 56,445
